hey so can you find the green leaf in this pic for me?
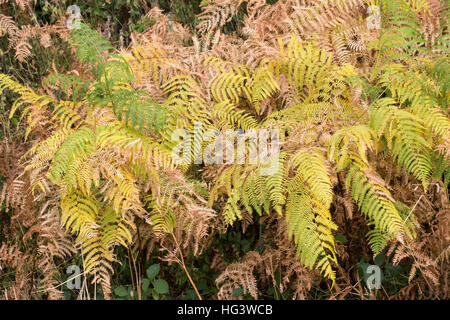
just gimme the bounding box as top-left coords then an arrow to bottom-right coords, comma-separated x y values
114,286 -> 129,297
233,287 -> 243,297
241,239 -> 251,252
153,279 -> 169,294
185,289 -> 197,300
374,253 -> 385,266
142,278 -> 150,292
146,264 -> 160,280
335,234 -> 348,244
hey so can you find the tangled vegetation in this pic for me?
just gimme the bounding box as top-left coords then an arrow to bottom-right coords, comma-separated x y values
0,0 -> 448,300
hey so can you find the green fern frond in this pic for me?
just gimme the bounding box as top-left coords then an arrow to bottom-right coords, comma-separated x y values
52,101 -> 83,130
44,73 -> 90,101
106,89 -> 168,133
265,153 -> 288,215
61,189 -> 99,239
269,38 -> 351,104
370,98 -> 433,188
23,128 -> 73,171
47,126 -> 95,187
69,23 -> 113,66
285,192 -> 337,282
329,125 -> 375,169
367,228 -> 389,257
290,149 -> 333,206
346,165 -> 404,236
212,100 -> 258,131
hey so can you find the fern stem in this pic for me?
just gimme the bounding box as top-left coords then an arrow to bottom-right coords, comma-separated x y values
169,231 -> 203,300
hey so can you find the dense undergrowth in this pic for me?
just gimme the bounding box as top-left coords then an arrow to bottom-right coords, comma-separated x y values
0,0 -> 449,300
